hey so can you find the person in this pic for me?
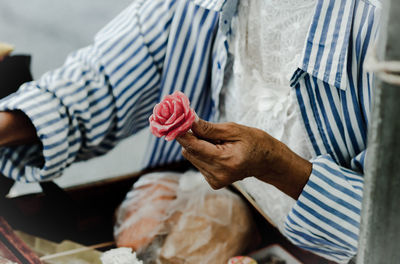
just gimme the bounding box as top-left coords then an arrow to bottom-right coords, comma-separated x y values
0,0 -> 380,263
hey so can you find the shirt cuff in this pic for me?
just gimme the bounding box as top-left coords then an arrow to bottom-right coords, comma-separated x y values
283,154 -> 362,263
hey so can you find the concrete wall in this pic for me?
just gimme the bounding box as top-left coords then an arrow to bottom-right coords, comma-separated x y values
0,0 -> 151,196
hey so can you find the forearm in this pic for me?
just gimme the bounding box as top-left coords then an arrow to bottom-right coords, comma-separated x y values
255,140 -> 312,200
0,0 -> 174,182
0,111 -> 38,146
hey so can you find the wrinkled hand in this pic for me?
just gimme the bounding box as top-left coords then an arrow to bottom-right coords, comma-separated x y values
176,119 -> 312,199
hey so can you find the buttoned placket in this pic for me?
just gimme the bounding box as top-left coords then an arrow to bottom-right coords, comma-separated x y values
208,0 -> 238,120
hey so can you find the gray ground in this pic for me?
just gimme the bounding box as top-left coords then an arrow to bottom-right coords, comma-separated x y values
0,0 -> 150,196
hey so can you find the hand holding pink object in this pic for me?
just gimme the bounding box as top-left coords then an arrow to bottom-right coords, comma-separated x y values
149,91 -> 196,141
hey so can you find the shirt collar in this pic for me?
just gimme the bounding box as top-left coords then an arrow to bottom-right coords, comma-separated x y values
191,0 -> 238,35
193,0 -> 356,90
291,0 -> 356,90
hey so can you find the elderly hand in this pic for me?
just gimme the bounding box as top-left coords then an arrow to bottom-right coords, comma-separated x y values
176,119 -> 312,199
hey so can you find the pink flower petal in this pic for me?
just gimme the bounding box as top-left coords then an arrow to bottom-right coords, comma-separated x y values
165,109 -> 195,141
161,103 -> 171,118
153,104 -> 167,124
156,114 -> 185,133
149,91 -> 196,141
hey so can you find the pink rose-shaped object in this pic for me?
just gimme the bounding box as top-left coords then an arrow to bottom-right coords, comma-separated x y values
149,91 -> 196,141
228,256 -> 257,264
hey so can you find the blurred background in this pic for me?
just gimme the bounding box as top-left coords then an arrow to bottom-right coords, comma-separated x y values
0,0 -> 150,196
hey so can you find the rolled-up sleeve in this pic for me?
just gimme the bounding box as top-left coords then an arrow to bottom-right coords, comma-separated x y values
0,0 -> 176,182
284,152 -> 366,263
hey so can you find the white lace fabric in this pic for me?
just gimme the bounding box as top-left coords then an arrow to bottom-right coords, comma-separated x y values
219,0 -> 316,232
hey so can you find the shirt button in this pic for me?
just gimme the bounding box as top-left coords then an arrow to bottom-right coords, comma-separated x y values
217,61 -> 221,69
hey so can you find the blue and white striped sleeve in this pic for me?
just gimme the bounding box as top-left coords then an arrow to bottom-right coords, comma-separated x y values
282,0 -> 382,262
284,152 -> 365,263
0,0 -> 176,182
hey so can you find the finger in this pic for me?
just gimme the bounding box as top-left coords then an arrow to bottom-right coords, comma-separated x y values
191,118 -> 240,141
181,148 -> 224,189
198,168 -> 224,190
176,131 -> 221,159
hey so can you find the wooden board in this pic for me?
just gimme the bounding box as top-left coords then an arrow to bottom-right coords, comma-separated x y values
0,217 -> 41,264
2,163 -> 335,263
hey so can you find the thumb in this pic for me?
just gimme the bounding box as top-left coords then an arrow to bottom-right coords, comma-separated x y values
191,118 -> 234,141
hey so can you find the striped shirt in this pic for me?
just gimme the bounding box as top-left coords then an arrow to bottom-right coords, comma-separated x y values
0,0 -> 381,262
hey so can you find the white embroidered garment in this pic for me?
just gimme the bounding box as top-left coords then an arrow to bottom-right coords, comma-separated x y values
219,0 -> 316,232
